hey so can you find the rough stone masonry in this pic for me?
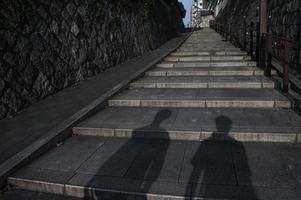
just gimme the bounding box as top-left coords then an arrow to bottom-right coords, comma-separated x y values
0,0 -> 185,120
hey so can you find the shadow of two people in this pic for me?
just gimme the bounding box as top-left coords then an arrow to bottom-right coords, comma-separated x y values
85,109 -> 257,200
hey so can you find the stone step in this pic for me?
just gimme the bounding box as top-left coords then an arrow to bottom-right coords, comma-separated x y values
0,189 -> 81,200
156,61 -> 257,68
182,41 -> 232,43
186,38 -> 225,40
178,48 -> 241,52
109,88 -> 290,108
170,51 -> 248,56
71,107 -> 301,142
146,67 -> 272,76
164,55 -> 251,62
8,137 -> 301,200
178,46 -> 240,49
182,45 -> 232,47
180,45 -> 235,48
178,45 -> 239,48
130,76 -> 274,89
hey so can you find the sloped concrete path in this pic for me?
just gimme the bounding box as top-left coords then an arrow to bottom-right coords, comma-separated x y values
5,28 -> 301,199
0,33 -> 190,186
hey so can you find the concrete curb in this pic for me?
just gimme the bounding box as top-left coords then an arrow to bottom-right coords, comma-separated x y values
7,177 -> 190,200
0,32 -> 193,188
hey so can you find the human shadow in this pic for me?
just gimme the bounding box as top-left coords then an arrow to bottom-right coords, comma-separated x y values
185,115 -> 258,200
84,109 -> 171,200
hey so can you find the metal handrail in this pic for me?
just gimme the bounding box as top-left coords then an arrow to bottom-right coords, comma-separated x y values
210,20 -> 300,93
262,33 -> 293,93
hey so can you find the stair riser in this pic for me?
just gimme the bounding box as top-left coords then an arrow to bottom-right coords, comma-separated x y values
7,178 -> 188,200
130,83 -> 274,89
108,100 -> 290,108
179,46 -> 239,48
72,128 -> 299,143
164,57 -> 251,62
178,49 -> 240,52
156,62 -> 257,68
146,71 -> 264,76
8,178 -> 65,196
170,52 -> 247,56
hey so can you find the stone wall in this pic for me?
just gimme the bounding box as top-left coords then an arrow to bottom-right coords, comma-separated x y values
200,14 -> 215,28
214,0 -> 301,75
215,0 -> 259,52
0,0 -> 185,120
268,0 -> 301,73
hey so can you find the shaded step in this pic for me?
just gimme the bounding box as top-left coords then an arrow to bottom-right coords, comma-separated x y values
157,61 -> 257,68
170,51 -> 248,56
178,48 -> 241,52
146,67 -> 268,76
177,46 -> 240,49
182,41 -> 232,43
164,55 -> 251,62
109,88 -> 290,108
72,107 -> 301,142
182,41 -> 233,44
8,137 -> 301,199
130,76 -> 274,89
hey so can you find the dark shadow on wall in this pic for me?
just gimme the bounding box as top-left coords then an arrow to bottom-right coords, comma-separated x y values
84,109 -> 171,199
185,115 -> 258,199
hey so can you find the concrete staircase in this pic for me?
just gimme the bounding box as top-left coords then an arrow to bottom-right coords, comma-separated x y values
7,28 -> 301,199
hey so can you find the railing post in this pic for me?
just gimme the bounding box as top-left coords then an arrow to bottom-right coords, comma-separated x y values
221,24 -> 223,35
243,18 -> 247,50
283,34 -> 291,93
260,0 -> 268,69
260,0 -> 268,36
255,22 -> 260,63
229,23 -> 232,43
215,22 -> 218,32
222,25 -> 227,40
261,34 -> 266,70
264,34 -> 272,77
224,24 -> 228,41
249,22 -> 254,58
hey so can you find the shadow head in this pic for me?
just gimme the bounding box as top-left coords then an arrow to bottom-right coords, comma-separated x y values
215,115 -> 232,133
152,109 -> 172,126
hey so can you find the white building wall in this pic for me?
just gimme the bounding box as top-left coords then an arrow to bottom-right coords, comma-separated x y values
215,0 -> 228,17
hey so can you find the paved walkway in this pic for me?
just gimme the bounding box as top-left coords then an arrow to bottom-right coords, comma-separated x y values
5,28 -> 301,199
8,137 -> 301,200
0,189 -> 82,200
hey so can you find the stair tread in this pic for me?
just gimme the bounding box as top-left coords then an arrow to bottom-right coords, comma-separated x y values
74,107 -> 301,134
156,61 -> 256,68
8,136 -> 301,200
160,60 -> 254,64
165,55 -> 250,58
150,66 -> 262,72
170,51 -> 248,56
111,88 -> 288,101
133,76 -> 272,83
6,28 -> 301,200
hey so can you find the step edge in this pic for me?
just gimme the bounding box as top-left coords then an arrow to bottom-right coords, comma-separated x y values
72,127 -> 300,143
